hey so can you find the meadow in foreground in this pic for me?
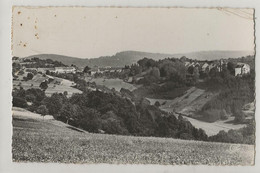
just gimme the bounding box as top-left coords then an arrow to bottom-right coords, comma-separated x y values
12,110 -> 254,165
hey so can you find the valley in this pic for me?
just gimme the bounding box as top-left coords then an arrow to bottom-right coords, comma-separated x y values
146,87 -> 248,136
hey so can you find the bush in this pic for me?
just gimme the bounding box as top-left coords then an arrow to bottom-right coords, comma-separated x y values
13,97 -> 28,108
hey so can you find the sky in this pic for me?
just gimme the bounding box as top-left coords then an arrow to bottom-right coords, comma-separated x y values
12,7 -> 255,59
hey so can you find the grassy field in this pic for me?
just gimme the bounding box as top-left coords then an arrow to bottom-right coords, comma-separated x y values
12,107 -> 254,165
85,77 -> 136,92
13,74 -> 82,97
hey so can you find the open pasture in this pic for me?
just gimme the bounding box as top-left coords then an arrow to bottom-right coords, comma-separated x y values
12,107 -> 254,165
85,77 -> 136,92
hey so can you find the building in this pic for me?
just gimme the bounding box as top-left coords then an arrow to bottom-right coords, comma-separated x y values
37,68 -> 55,73
235,63 -> 250,76
54,67 -> 76,74
201,63 -> 209,72
90,65 -> 100,75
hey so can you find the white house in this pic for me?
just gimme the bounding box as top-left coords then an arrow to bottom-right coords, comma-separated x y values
185,62 -> 191,67
201,63 -> 209,72
208,63 -> 216,71
235,63 -> 250,76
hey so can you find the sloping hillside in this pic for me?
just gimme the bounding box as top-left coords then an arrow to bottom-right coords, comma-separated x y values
13,73 -> 82,97
24,50 -> 254,68
12,107 -> 254,165
146,87 -> 247,136
173,50 -> 254,61
25,54 -> 87,67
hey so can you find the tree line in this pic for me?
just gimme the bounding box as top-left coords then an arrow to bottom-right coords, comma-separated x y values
12,86 -> 254,144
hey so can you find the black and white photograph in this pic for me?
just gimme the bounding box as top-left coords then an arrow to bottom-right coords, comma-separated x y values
11,7 -> 255,165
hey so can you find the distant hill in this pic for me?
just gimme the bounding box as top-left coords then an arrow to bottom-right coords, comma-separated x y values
25,50 -> 254,68
25,54 -> 87,68
173,50 -> 254,61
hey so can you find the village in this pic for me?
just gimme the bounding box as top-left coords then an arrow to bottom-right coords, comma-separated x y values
13,56 -> 251,81
9,6 -> 256,166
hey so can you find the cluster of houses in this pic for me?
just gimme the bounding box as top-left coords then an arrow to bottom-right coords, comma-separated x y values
13,57 -> 251,77
184,59 -> 250,76
17,64 -> 123,76
23,67 -> 78,74
86,65 -> 123,76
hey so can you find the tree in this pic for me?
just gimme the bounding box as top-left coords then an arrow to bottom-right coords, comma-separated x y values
13,97 -> 28,108
209,67 -> 218,78
234,110 -> 245,123
46,70 -> 50,75
42,93 -> 67,117
79,107 -> 101,132
58,103 -> 81,124
150,67 -> 160,79
100,111 -> 129,135
227,62 -> 236,75
187,66 -> 194,74
130,64 -> 142,76
63,91 -> 68,97
36,105 -> 48,119
26,73 -> 34,80
39,80 -> 48,90
83,66 -> 91,73
193,66 -> 200,83
154,101 -> 160,107
180,56 -> 187,63
220,109 -> 228,120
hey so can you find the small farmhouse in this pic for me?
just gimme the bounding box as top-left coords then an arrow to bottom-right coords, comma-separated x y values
235,63 -> 250,76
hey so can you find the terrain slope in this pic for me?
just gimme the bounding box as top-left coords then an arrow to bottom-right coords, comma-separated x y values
12,107 -> 254,165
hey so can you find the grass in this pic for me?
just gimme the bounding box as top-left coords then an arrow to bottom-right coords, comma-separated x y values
85,77 -> 136,92
13,74 -> 82,97
12,109 -> 254,165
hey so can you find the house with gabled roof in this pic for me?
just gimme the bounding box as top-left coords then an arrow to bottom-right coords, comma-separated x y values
235,63 -> 250,76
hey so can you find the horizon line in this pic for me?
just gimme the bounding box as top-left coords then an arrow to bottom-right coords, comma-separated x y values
16,49 -> 255,59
